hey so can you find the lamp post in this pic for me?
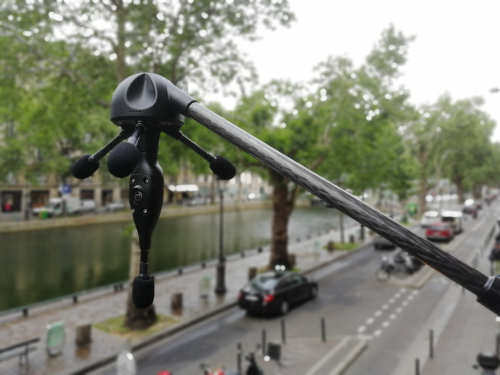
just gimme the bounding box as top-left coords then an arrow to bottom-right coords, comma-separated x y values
215,178 -> 227,295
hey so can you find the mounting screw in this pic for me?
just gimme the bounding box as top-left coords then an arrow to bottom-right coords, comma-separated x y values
130,178 -> 135,184
142,209 -> 147,214
144,178 -> 149,184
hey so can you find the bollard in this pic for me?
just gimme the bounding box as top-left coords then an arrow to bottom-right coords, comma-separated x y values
73,295 -> 78,304
22,308 -> 28,317
288,253 -> 296,269
178,268 -> 183,275
114,285 -> 119,292
257,247 -> 263,253
171,292 -> 183,310
75,323 -> 92,347
327,241 -> 335,253
296,238 -> 300,242
241,251 -> 245,258
429,329 -> 434,359
496,333 -> 500,357
349,234 -> 355,244
262,329 -> 266,356
281,319 -> 286,344
307,235 -> 311,239
237,342 -> 242,372
415,358 -> 420,375
201,262 -> 206,269
119,283 -> 124,291
321,318 -> 326,342
248,267 -> 258,281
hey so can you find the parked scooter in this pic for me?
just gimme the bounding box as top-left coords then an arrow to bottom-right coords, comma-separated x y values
376,248 -> 424,281
200,346 -> 264,375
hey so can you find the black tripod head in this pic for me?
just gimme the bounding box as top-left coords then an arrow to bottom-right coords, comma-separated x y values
72,73 -> 236,308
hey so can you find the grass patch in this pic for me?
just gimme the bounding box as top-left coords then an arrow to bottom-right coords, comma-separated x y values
93,314 -> 180,340
323,242 -> 358,251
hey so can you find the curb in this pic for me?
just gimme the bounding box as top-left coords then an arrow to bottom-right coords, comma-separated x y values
69,239 -> 375,375
329,338 -> 368,375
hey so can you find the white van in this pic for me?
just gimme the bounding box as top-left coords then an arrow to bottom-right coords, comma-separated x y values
420,211 -> 440,228
33,197 -> 82,217
441,210 -> 463,234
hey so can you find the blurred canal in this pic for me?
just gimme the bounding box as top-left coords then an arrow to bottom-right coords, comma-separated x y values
0,206 -> 354,311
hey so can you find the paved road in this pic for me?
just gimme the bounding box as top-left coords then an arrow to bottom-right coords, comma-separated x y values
93,205 -> 498,375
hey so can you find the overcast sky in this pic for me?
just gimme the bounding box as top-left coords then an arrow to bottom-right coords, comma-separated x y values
212,0 -> 500,141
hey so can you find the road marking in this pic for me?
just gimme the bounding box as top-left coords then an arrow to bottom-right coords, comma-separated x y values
304,336 -> 350,375
408,295 -> 414,300
374,310 -> 382,317
357,326 -> 366,333
402,301 -> 408,306
394,293 -> 401,299
390,314 -> 397,320
373,329 -> 382,337
382,321 -> 390,328
396,307 -> 403,313
366,318 -> 375,325
388,298 -> 395,304
382,304 -> 389,310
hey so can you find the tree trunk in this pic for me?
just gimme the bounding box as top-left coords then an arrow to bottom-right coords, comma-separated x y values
269,173 -> 292,270
124,231 -> 157,330
455,178 -> 465,204
339,211 -> 345,243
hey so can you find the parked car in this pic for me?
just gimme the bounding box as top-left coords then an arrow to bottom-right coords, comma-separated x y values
425,222 -> 455,242
440,210 -> 463,234
465,198 -> 482,211
373,235 -> 396,250
462,205 -> 478,218
79,200 -> 97,214
420,211 -> 440,228
105,200 -> 126,212
238,271 -> 318,315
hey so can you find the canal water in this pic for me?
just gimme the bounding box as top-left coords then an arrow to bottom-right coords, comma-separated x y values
0,207 -> 354,311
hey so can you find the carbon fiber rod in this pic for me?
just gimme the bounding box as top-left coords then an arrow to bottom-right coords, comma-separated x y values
187,102 -> 488,296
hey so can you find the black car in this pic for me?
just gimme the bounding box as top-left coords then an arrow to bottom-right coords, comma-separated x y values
373,235 -> 396,250
462,206 -> 478,218
238,271 -> 318,315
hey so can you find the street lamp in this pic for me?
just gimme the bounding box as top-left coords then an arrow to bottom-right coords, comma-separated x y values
215,178 -> 227,295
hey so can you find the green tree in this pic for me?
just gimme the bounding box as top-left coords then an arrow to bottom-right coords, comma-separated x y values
437,95 -> 495,202
0,0 -> 295,181
0,0 -> 295,328
227,26 -> 415,269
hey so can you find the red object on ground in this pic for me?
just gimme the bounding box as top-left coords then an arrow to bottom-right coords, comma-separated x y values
157,372 -> 172,375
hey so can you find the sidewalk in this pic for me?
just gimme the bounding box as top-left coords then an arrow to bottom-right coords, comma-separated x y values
0,220 -> 372,375
418,245 -> 500,375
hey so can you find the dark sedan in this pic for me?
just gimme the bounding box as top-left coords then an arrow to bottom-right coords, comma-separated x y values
237,271 -> 318,315
373,235 -> 396,250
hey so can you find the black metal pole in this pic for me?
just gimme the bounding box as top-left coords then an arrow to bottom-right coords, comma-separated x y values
187,103 -> 500,316
415,358 -> 420,375
281,319 -> 286,344
215,178 -> 227,295
321,318 -> 326,342
262,328 -> 266,355
429,329 -> 434,359
237,342 -> 242,372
